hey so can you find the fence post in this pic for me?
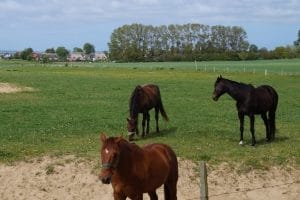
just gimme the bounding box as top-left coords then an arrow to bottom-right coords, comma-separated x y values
200,161 -> 208,200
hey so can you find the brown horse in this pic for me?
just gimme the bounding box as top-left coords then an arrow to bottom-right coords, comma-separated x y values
127,84 -> 169,141
99,133 -> 178,200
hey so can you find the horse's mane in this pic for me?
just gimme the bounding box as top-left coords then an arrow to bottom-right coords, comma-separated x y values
119,138 -> 143,154
129,85 -> 142,116
222,78 -> 254,89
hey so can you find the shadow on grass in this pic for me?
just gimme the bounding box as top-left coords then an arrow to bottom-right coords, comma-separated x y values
130,127 -> 178,141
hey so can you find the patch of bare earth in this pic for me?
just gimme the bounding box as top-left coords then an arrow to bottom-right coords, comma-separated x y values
0,156 -> 299,200
0,83 -> 34,93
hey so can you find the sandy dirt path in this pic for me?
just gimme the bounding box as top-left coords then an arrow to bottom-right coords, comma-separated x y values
0,156 -> 299,200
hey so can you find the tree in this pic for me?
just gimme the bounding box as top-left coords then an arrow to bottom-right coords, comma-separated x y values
73,47 -> 83,52
45,48 -> 55,53
20,48 -> 33,60
294,29 -> 300,46
83,43 -> 95,54
249,44 -> 258,52
56,47 -> 69,61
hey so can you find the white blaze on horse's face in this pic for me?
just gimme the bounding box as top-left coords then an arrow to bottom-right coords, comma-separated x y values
105,148 -> 109,154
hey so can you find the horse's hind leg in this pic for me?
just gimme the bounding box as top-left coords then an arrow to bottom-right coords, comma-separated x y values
261,113 -> 270,141
249,114 -> 256,146
155,107 -> 159,132
269,111 -> 276,140
238,112 -> 244,145
148,191 -> 158,200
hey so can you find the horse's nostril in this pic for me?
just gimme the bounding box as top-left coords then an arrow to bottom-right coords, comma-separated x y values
101,176 -> 111,184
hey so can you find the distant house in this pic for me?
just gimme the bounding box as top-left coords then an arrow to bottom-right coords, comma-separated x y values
68,52 -> 85,61
43,53 -> 58,61
32,52 -> 42,61
93,52 -> 107,61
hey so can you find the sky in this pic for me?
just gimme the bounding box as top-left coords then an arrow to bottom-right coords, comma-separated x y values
0,0 -> 299,51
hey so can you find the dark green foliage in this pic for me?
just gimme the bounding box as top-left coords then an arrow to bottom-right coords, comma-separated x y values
55,46 -> 69,61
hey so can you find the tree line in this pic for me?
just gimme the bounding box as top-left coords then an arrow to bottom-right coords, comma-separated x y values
108,23 -> 300,62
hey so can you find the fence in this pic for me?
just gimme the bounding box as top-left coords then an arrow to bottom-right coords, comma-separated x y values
199,161 -> 299,200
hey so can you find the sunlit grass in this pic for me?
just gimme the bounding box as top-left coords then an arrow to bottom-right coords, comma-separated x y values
0,60 -> 299,170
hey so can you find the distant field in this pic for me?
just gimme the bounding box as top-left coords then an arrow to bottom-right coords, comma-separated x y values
0,59 -> 299,171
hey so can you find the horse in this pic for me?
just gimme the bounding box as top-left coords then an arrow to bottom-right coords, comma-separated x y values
212,75 -> 278,146
99,133 -> 178,200
127,84 -> 169,141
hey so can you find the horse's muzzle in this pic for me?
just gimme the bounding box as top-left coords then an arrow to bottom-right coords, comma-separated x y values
212,94 -> 218,101
100,175 -> 111,184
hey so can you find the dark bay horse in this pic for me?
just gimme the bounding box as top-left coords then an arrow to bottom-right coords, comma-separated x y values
99,133 -> 178,200
212,75 -> 278,146
127,84 -> 169,141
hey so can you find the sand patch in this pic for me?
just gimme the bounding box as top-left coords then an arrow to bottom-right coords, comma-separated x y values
0,82 -> 35,93
0,156 -> 299,200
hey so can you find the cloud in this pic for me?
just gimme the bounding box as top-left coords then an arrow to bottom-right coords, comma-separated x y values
1,0 -> 299,27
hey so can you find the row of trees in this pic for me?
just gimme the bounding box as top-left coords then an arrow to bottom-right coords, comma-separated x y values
108,23 -> 300,62
15,43 -> 95,62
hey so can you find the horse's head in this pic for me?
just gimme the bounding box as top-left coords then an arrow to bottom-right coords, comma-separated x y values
212,75 -> 226,101
127,117 -> 137,137
99,133 -> 122,184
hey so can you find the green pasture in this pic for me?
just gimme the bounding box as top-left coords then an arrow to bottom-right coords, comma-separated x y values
0,59 -> 299,171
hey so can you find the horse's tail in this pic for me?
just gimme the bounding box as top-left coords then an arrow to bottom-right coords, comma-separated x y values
155,86 -> 169,121
164,145 -> 178,200
267,86 -> 278,139
159,99 -> 169,121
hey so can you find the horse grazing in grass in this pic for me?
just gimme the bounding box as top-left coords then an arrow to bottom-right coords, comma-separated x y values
212,75 -> 278,146
99,133 -> 178,200
127,84 -> 169,141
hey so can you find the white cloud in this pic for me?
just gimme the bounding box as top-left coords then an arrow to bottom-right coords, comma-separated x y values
1,0 -> 299,27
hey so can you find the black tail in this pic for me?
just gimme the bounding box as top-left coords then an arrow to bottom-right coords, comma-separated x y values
268,87 -> 278,139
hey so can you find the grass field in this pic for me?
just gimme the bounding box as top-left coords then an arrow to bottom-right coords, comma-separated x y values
0,59 -> 299,171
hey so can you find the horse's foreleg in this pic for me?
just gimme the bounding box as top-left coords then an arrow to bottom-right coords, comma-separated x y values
155,107 -> 159,132
261,113 -> 270,141
148,191 -> 158,200
238,112 -> 244,145
146,112 -> 150,135
250,114 -> 256,146
142,113 -> 146,137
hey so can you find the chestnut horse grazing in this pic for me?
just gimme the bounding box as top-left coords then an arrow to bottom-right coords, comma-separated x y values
212,75 -> 278,146
127,84 -> 169,141
99,133 -> 178,200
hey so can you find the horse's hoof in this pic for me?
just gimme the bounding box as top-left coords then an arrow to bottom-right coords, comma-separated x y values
239,141 -> 244,145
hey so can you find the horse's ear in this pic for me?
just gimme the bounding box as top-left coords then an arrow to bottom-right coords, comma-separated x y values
100,133 -> 107,143
219,75 -> 222,78
127,117 -> 130,122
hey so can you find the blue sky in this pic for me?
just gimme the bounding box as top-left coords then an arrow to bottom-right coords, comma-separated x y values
0,0 -> 299,51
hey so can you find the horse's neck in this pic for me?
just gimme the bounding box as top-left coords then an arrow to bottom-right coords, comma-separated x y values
116,142 -> 144,176
225,80 -> 250,102
130,92 -> 140,118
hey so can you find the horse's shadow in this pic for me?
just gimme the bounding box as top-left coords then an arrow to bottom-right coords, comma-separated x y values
133,127 -> 178,141
239,135 -> 289,146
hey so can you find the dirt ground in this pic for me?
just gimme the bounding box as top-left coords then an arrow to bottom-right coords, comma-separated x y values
0,156 -> 299,200
0,82 -> 34,94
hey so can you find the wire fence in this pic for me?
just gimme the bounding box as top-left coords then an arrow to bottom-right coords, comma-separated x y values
199,162 -> 299,200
